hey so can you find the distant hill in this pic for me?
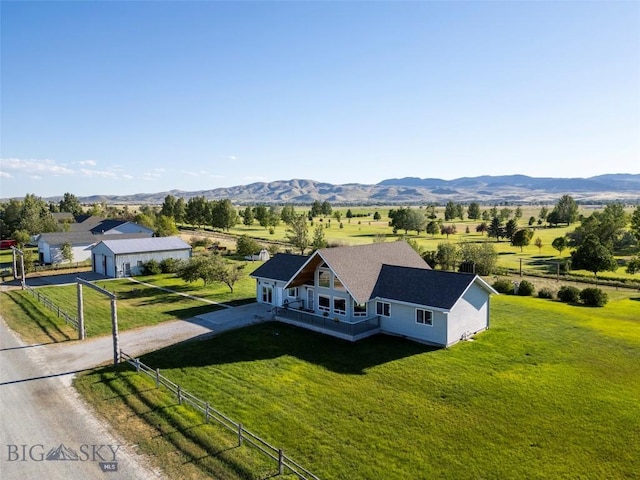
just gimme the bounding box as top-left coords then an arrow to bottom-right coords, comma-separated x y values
33,173 -> 640,205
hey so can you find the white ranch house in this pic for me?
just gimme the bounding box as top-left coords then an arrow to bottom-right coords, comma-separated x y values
36,216 -> 154,265
251,242 -> 497,347
91,236 -> 192,278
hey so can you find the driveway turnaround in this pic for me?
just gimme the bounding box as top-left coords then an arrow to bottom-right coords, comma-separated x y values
0,302 -> 271,479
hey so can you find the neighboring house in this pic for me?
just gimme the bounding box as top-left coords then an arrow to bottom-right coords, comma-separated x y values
36,216 -> 154,264
69,216 -> 155,236
37,232 -> 150,265
251,242 -> 497,346
90,236 -> 192,278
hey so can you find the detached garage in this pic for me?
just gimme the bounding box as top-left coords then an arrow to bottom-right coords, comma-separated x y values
91,236 -> 192,278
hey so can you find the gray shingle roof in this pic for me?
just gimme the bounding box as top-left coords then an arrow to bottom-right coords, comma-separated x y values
38,231 -> 149,246
251,253 -> 309,282
95,236 -> 191,255
372,265 -> 481,310
316,241 -> 431,304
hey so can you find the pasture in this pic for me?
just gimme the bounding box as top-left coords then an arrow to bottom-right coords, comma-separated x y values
74,293 -> 640,479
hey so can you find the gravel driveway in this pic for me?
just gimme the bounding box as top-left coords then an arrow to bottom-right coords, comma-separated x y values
0,302 -> 271,479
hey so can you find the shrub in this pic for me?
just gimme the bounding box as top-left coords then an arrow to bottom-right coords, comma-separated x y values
160,257 -> 183,274
141,259 -> 161,275
537,287 -> 555,299
492,279 -> 514,294
579,288 -> 608,307
516,280 -> 535,296
558,285 -> 580,303
190,237 -> 212,248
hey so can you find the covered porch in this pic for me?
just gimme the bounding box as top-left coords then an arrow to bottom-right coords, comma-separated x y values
273,306 -> 381,342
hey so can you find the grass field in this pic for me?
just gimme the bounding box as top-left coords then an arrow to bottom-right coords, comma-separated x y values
190,204 -> 640,283
74,293 -> 640,479
0,261 -> 262,341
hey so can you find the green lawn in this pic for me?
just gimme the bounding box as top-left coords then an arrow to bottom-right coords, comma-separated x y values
76,294 -> 640,479
1,261 -> 261,339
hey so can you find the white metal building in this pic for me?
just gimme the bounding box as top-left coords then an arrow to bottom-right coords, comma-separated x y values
91,236 -> 192,278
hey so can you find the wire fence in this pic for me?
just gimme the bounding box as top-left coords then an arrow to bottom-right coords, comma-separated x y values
24,285 -> 83,333
119,350 -> 320,480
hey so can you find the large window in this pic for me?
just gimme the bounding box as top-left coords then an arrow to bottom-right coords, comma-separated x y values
353,303 -> 367,317
287,287 -> 298,298
333,276 -> 345,291
318,269 -> 331,288
318,295 -> 331,312
416,308 -> 433,326
333,298 -> 346,315
376,301 -> 391,317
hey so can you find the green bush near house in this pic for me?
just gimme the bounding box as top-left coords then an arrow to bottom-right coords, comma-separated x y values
516,279 -> 535,296
580,287 -> 609,307
558,285 -> 581,303
492,278 -> 513,294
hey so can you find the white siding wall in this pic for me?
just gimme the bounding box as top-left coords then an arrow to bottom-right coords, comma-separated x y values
255,279 -> 287,306
113,250 -> 191,278
38,241 -> 53,264
40,242 -> 93,264
446,283 -> 490,346
379,301 -> 448,345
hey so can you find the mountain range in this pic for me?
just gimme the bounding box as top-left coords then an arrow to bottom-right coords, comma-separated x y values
64,173 -> 640,205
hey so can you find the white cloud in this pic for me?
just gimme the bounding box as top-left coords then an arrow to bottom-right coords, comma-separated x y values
0,171 -> 12,178
121,174 -> 134,180
79,168 -> 118,179
228,155 -> 237,161
77,159 -> 97,166
0,158 -> 74,175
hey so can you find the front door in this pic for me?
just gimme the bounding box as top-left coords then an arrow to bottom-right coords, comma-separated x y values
123,262 -> 131,277
307,288 -> 314,311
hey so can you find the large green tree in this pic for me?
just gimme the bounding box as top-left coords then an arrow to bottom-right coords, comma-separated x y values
551,195 -> 579,225
178,254 -> 243,292
285,215 -> 310,255
160,194 -> 177,218
511,229 -> 533,252
631,205 -> 640,242
488,217 -> 504,241
458,242 -> 497,275
210,199 -> 238,231
59,192 -> 83,216
242,206 -> 254,227
155,215 -> 178,237
185,196 -> 208,227
467,203 -> 481,220
311,224 -> 327,251
436,243 -> 458,271
570,234 -> 618,281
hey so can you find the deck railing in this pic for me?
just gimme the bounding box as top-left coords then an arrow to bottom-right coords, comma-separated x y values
274,307 -> 380,338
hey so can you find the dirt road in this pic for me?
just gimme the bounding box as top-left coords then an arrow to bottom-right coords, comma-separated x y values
0,302 -> 271,479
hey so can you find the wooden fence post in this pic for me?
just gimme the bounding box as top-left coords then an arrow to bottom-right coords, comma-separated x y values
177,386 -> 182,405
238,423 -> 243,446
135,358 -> 140,373
205,403 -> 210,423
155,368 -> 160,387
278,449 -> 284,474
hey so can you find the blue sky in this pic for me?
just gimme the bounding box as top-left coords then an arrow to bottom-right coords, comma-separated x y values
1,1 -> 639,199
